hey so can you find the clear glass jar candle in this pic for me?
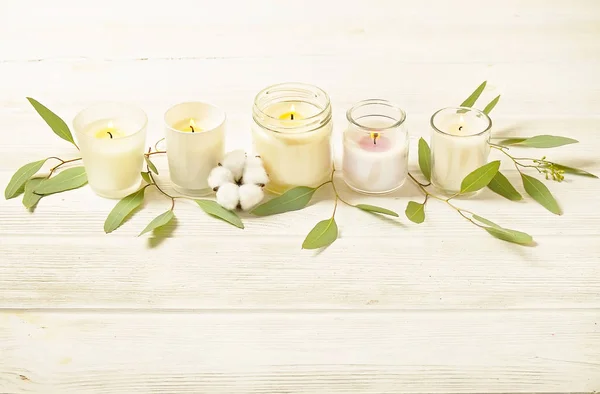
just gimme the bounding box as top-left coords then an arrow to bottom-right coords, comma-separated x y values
343,99 -> 409,194
430,107 -> 492,194
252,82 -> 333,194
164,102 -> 226,197
73,103 -> 147,199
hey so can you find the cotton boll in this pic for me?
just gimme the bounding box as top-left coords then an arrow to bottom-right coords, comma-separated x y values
208,166 -> 234,190
215,183 -> 240,210
239,184 -> 265,211
221,150 -> 246,181
242,166 -> 269,186
245,155 -> 264,168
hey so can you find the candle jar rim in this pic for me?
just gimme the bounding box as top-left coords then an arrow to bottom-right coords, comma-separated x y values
430,106 -> 492,138
73,102 -> 148,141
252,82 -> 332,134
164,101 -> 226,134
346,99 -> 407,133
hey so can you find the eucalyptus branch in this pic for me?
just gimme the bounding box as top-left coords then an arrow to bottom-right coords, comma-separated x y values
47,157 -> 82,177
491,145 -> 564,181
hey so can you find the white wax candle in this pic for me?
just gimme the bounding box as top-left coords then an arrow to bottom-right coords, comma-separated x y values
252,101 -> 332,192
343,131 -> 408,194
73,104 -> 147,199
430,109 -> 491,194
164,102 -> 225,197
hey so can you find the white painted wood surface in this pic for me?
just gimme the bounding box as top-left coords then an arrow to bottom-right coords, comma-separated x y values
1,0 -> 599,392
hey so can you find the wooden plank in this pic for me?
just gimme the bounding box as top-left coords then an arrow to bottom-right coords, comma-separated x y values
0,310 -> 598,393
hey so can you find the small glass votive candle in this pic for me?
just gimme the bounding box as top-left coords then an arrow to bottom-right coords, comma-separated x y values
430,106 -> 492,194
343,99 -> 409,194
164,102 -> 225,197
252,82 -> 333,194
73,103 -> 147,199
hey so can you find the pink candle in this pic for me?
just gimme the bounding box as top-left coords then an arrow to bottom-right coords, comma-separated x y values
358,132 -> 392,152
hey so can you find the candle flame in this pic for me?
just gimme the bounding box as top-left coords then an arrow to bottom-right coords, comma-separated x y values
459,115 -> 465,124
189,119 -> 196,128
290,104 -> 295,113
107,121 -> 114,128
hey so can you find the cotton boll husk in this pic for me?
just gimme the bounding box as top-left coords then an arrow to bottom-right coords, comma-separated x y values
239,184 -> 265,211
243,166 -> 269,186
221,149 -> 246,181
215,183 -> 240,210
208,166 -> 234,190
245,155 -> 264,168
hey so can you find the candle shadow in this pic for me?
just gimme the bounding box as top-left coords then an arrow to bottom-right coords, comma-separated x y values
147,217 -> 179,249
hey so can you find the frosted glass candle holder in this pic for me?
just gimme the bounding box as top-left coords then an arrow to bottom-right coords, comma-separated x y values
164,102 -> 226,197
252,82 -> 333,194
430,107 -> 492,194
343,99 -> 409,194
73,103 -> 147,199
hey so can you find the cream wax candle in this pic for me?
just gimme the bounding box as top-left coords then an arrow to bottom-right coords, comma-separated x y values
73,103 -> 147,199
164,102 -> 225,197
343,99 -> 409,194
430,107 -> 492,194
252,83 -> 333,194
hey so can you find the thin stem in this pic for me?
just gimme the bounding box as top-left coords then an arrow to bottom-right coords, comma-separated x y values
145,150 -> 166,157
330,170 -> 353,207
47,157 -> 82,177
147,167 -> 176,209
154,138 -> 165,151
331,195 -> 338,217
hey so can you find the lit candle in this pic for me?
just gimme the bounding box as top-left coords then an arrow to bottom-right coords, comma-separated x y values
342,100 -> 408,194
430,107 -> 492,194
73,103 -> 148,199
164,102 -> 225,197
252,83 -> 333,194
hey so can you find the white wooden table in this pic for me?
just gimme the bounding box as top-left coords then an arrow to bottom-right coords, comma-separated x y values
1,1 -> 599,392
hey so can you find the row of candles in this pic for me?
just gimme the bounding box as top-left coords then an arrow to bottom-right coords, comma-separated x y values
71,82 -> 492,199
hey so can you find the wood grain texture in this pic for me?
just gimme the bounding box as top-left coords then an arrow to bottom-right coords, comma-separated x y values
1,0 -> 600,392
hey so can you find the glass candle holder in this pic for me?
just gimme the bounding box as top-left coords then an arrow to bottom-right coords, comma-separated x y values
73,103 -> 147,199
164,102 -> 226,197
252,82 -> 333,194
430,106 -> 492,194
343,99 -> 409,194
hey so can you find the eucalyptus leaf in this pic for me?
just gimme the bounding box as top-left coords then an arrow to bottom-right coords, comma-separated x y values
483,226 -> 534,245
460,81 -> 487,107
302,217 -> 338,249
26,97 -> 77,147
418,138 -> 431,181
487,171 -> 523,201
547,163 -> 597,178
483,95 -> 500,115
139,210 -> 175,236
22,177 -> 45,210
195,199 -> 244,229
472,214 -> 501,228
405,201 -> 425,224
251,186 -> 317,216
521,173 -> 562,215
4,158 -> 47,199
145,156 -> 159,175
104,187 -> 147,233
141,172 -> 152,183
355,204 -> 399,217
497,137 -> 528,146
34,167 -> 87,195
460,160 -> 501,194
517,135 -> 578,148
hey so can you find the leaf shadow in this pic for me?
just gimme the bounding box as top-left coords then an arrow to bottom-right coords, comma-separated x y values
364,211 -> 406,228
147,217 -> 179,249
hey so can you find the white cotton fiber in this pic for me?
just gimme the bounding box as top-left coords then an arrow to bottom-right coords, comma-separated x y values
242,166 -> 269,186
220,149 -> 246,181
208,166 -> 234,190
239,184 -> 265,211
215,182 -> 240,210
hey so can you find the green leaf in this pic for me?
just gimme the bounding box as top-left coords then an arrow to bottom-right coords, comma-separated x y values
547,163 -> 597,178
34,167 -> 87,195
460,81 -> 487,107
141,172 -> 152,183
355,204 -> 399,217
460,160 -> 501,194
302,217 -> 338,249
139,210 -> 175,236
487,171 -> 523,201
517,135 -> 578,148
521,173 -> 562,215
472,214 -> 501,228
22,177 -> 45,210
251,186 -> 316,216
4,159 -> 47,199
497,137 -> 528,146
405,201 -> 425,224
195,199 -> 244,229
483,226 -> 534,245
145,156 -> 159,175
104,187 -> 147,233
483,95 -> 500,115
26,97 -> 76,147
418,138 -> 431,181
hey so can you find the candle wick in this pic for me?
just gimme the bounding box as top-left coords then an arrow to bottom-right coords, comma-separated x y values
107,131 -> 113,139
372,132 -> 379,145
459,126 -> 463,131
290,113 -> 294,120
190,125 -> 195,133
